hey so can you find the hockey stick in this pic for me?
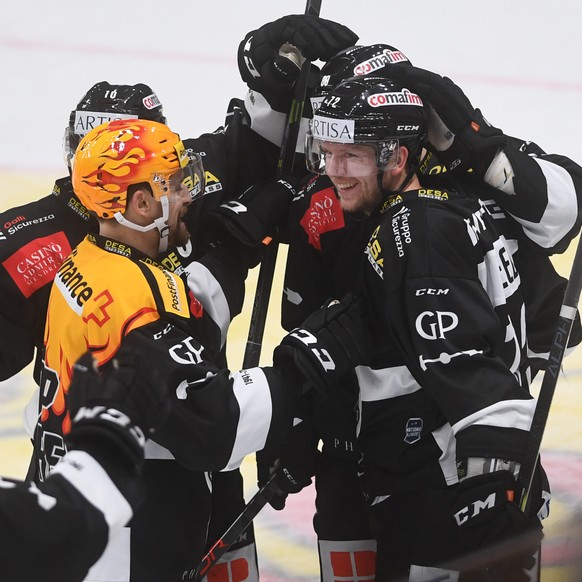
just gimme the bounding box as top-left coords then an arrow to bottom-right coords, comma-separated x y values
518,235 -> 582,514
187,471 -> 281,581
242,0 -> 322,369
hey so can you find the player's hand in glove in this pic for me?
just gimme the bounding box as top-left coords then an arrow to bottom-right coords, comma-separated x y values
388,64 -> 507,175
208,175 -> 299,248
256,406 -> 320,511
273,292 -> 372,397
238,15 -> 358,95
66,338 -> 169,470
451,471 -> 543,580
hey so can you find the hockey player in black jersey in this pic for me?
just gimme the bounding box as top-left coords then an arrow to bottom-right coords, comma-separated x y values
0,346 -> 171,582
221,30 -> 582,580
301,74 -> 567,580
0,83 -> 165,383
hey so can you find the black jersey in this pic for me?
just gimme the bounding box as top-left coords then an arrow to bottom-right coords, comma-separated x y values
358,186 -> 536,496
0,178 -> 96,381
281,143 -> 582,463
0,449 -> 138,582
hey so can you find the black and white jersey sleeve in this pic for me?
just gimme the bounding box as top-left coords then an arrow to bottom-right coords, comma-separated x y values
480,137 -> 582,254
0,450 -> 135,582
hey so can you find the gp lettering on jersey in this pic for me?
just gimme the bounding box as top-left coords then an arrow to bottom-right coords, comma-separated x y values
2,232 -> 72,298
299,187 -> 345,250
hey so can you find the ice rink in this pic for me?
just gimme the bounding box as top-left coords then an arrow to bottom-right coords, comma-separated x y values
1,1 -> 582,580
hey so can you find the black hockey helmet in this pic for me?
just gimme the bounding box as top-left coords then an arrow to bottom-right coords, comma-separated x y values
305,76 -> 427,176
311,44 -> 412,114
63,81 -> 167,167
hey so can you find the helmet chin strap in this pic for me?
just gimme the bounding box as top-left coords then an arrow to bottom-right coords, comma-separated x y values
114,195 -> 170,254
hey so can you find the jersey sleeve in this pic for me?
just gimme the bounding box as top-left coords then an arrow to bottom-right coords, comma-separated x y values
0,450 -> 134,581
484,137 -> 582,254
121,322 -> 297,472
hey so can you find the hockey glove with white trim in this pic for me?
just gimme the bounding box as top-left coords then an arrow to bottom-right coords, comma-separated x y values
273,292 -> 372,397
66,341 -> 169,470
238,15 -> 358,95
208,175 -> 299,247
451,471 -> 543,580
388,64 -> 507,175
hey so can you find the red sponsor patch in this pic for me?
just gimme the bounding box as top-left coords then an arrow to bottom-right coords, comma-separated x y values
3,232 -> 72,298
189,291 -> 204,319
208,558 -> 249,582
299,187 -> 345,250
331,550 -> 376,580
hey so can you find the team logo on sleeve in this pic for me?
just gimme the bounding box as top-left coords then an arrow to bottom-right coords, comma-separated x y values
404,417 -> 423,444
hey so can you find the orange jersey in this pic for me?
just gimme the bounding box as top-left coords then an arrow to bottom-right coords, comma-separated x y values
37,233 -> 190,475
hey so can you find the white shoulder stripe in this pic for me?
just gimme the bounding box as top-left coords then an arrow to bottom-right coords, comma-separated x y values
51,450 -> 132,531
356,364 -> 421,402
223,367 -> 272,471
185,261 -> 230,347
512,158 -> 577,248
451,398 -> 536,434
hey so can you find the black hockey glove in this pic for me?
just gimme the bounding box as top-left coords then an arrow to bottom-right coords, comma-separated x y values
238,15 -> 358,95
66,342 -> 169,470
208,175 -> 299,247
256,408 -> 320,511
388,64 -> 507,175
451,471 -> 543,580
273,293 -> 372,397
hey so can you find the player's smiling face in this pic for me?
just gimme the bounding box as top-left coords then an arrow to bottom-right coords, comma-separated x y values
323,142 -> 383,215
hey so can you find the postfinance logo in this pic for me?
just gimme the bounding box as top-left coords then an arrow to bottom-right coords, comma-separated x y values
55,250 -> 93,314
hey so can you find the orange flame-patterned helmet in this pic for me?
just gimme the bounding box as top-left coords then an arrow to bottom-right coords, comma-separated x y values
71,118 -> 203,219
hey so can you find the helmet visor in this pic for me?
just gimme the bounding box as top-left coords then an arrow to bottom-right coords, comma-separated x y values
305,132 -> 399,177
151,151 -> 206,202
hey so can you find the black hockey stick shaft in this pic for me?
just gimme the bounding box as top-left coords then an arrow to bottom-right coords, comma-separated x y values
242,0 -> 322,369
518,236 -> 582,514
188,472 -> 280,581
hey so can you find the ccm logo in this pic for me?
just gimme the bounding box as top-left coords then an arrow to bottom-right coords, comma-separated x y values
454,492 -> 496,526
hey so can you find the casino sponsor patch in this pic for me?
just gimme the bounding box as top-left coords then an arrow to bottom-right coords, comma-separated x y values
3,232 -> 72,298
299,187 -> 344,250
